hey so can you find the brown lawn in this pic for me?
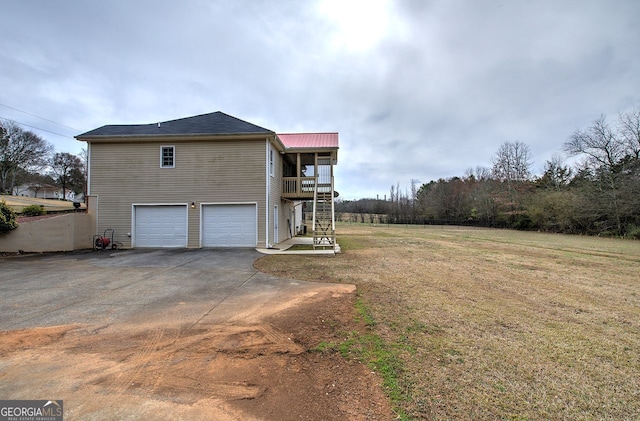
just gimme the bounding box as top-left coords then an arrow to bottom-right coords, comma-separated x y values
255,223 -> 640,420
1,195 -> 83,213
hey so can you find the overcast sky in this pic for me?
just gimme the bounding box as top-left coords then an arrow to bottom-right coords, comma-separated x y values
2,0 -> 639,199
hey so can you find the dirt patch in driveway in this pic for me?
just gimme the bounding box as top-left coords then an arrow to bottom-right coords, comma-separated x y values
0,288 -> 392,420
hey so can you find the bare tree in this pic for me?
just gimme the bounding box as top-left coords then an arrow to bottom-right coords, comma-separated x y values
464,166 -> 497,222
564,115 -> 629,234
0,120 -> 53,193
78,148 -> 89,202
50,152 -> 84,200
491,141 -> 533,210
465,166 -> 493,182
410,178 -> 419,221
539,154 -> 572,190
492,141 -> 533,184
389,182 -> 402,221
619,107 -> 640,159
565,115 -> 626,170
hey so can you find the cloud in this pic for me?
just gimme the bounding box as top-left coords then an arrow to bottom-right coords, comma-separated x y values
1,0 -> 639,199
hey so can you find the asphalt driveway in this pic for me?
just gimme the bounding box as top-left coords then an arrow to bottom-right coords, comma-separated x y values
0,248 -> 363,420
0,248 -> 329,330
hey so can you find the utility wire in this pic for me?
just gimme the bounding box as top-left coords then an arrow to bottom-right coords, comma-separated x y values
0,103 -> 80,132
0,115 -> 75,139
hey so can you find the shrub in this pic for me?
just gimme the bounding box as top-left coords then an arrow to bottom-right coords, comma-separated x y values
624,225 -> 640,240
512,213 -> 533,230
0,200 -> 18,234
21,204 -> 47,217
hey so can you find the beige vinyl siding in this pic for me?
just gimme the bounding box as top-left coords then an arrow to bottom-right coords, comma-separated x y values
267,141 -> 291,246
90,138 -> 267,248
267,143 -> 288,245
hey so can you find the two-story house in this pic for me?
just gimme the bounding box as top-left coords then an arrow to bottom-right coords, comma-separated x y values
76,111 -> 338,250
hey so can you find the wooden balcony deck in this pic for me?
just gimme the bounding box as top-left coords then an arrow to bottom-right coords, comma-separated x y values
282,177 -> 333,199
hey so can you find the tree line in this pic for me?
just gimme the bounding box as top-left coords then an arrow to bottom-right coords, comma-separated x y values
0,120 -> 85,200
337,108 -> 640,238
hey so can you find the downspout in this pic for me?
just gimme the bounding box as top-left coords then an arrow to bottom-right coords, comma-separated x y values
87,142 -> 97,235
86,142 -> 91,196
265,138 -> 270,248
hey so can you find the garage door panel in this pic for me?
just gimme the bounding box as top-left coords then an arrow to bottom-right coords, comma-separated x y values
135,205 -> 187,248
202,204 -> 256,247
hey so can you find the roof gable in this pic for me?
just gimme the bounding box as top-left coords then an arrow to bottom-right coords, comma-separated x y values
77,111 -> 274,138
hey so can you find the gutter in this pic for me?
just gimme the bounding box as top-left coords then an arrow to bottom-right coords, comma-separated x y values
75,132 -> 276,142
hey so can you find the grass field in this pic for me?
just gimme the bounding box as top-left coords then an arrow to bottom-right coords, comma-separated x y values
0,195 -> 82,213
255,223 -> 640,420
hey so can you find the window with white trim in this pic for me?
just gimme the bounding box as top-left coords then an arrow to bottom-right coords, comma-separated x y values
161,146 -> 175,168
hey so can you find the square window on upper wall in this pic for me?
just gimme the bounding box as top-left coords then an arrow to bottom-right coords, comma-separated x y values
161,146 -> 175,168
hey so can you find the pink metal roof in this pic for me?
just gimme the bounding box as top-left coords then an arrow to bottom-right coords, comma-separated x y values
278,133 -> 339,149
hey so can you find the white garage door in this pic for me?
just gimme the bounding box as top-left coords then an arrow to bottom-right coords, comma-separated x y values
202,204 -> 257,247
134,205 -> 187,248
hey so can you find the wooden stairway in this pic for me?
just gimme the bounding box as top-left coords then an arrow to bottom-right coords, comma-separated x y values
311,156 -> 335,251
312,189 -> 335,250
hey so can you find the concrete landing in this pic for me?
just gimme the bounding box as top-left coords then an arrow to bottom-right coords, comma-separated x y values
256,237 -> 339,255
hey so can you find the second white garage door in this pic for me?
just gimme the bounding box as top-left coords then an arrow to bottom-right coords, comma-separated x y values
201,204 -> 257,247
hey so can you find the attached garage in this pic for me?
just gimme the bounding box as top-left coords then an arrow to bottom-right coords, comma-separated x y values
133,205 -> 188,248
201,203 -> 257,247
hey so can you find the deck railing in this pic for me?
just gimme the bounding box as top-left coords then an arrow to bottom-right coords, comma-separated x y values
282,177 -> 316,198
